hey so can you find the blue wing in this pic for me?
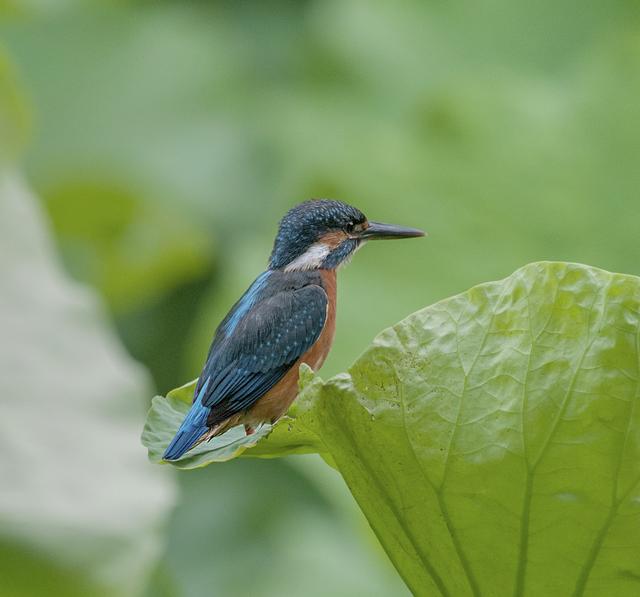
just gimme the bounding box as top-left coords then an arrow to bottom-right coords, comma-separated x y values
163,271 -> 327,460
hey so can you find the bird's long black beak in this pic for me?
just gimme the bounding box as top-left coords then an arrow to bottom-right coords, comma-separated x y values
359,221 -> 426,240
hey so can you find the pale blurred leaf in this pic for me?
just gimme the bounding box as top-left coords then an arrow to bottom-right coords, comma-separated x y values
0,172 -> 175,597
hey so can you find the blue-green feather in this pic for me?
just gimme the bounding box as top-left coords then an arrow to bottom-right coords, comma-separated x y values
163,270 -> 328,460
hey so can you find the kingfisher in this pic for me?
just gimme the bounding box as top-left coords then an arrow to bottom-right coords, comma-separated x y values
163,199 -> 424,460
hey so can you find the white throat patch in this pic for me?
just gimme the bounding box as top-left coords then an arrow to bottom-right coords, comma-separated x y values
284,242 -> 331,272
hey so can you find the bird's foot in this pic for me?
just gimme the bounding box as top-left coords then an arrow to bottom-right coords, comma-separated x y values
244,424 -> 256,436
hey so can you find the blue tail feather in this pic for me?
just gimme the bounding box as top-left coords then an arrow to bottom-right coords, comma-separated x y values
163,378 -> 211,461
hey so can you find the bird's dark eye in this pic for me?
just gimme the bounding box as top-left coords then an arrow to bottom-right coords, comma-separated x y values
346,221 -> 365,234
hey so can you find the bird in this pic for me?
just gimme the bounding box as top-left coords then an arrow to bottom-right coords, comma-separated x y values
163,199 -> 425,460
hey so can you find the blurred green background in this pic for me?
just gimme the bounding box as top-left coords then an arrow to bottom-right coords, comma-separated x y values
1,1 -> 639,596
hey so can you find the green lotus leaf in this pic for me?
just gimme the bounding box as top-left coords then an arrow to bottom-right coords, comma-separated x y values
142,366 -> 324,470
144,261 -> 640,596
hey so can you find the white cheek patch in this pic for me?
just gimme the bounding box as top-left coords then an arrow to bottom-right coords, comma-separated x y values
284,242 -> 331,272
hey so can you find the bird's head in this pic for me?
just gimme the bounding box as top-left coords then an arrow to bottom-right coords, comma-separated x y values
268,199 -> 425,272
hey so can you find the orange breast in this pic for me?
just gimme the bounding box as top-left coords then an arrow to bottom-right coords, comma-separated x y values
246,270 -> 337,425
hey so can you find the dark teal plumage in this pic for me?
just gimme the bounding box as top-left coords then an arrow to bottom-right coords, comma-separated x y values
163,270 -> 327,460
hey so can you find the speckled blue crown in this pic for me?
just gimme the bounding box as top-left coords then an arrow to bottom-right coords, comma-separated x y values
269,199 -> 365,269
